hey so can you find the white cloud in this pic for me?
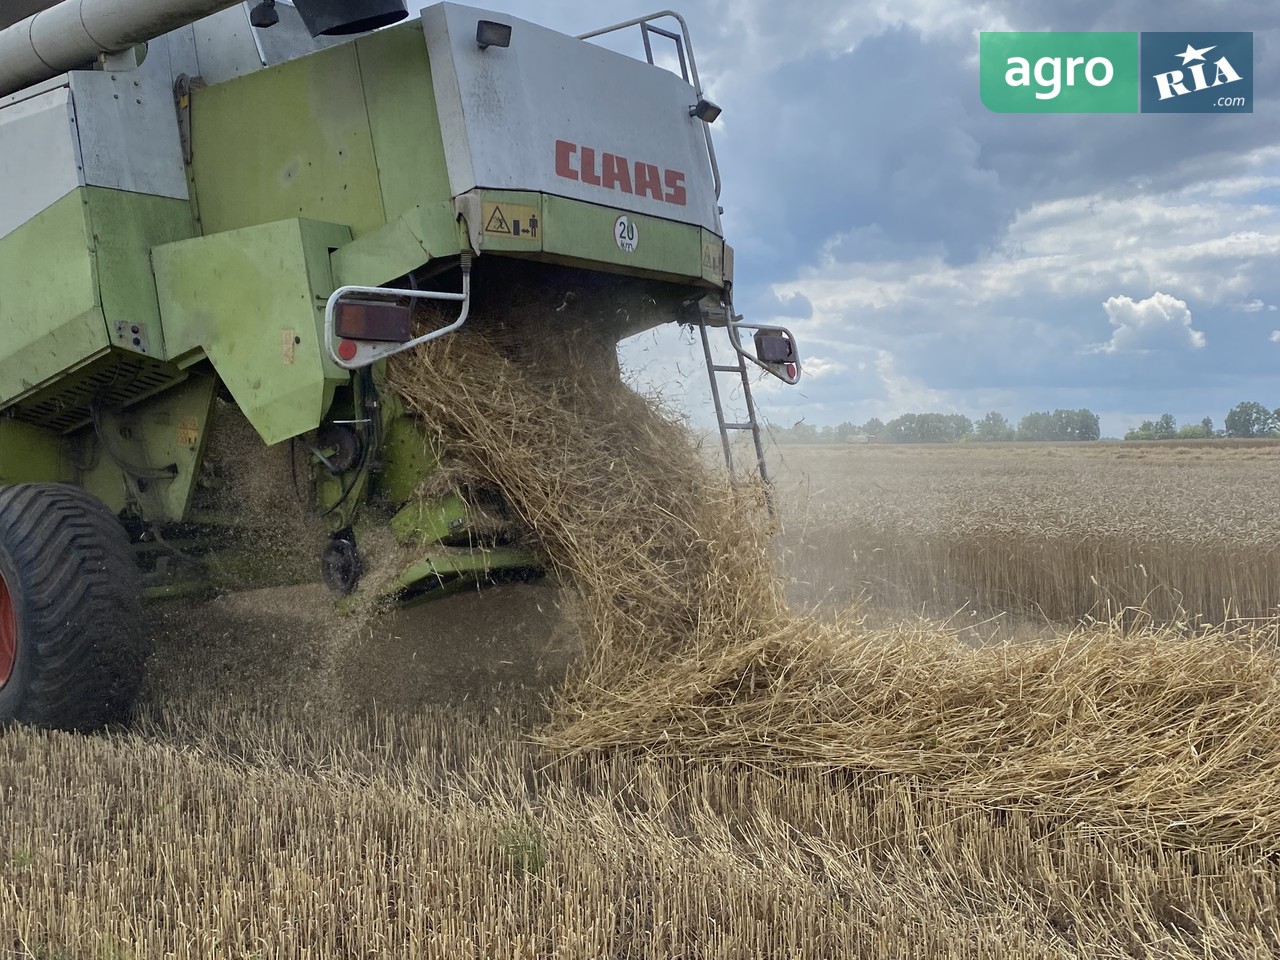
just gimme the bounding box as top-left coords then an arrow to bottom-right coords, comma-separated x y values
753,355 -> 845,397
696,0 -> 1001,98
750,340 -> 951,422
1094,293 -> 1205,355
771,164 -> 1280,356
1240,299 -> 1267,312
1270,331 -> 1280,343
800,356 -> 846,379
871,348 -> 948,414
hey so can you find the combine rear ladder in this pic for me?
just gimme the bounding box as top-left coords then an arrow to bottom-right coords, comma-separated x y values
699,320 -> 769,487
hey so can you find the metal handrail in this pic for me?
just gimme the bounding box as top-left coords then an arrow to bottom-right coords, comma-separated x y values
323,257 -> 472,370
579,11 -> 703,93
726,315 -> 803,386
578,10 -> 721,199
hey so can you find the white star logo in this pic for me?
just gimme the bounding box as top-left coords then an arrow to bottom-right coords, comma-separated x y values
1176,43 -> 1216,65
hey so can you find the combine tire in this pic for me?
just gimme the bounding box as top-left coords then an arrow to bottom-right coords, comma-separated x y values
0,484 -> 147,731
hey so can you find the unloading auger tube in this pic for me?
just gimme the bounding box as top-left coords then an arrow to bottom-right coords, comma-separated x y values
0,0 -> 410,98
0,0 -> 242,96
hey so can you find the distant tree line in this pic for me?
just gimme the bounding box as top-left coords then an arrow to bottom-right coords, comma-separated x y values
770,402 -> 1280,445
770,409 -> 1101,444
1125,402 -> 1280,440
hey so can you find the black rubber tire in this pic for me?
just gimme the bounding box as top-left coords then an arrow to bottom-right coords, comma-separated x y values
0,483 -> 147,731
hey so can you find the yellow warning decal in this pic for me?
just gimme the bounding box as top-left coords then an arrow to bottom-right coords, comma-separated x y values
481,201 -> 541,241
176,415 -> 200,448
701,234 -> 725,282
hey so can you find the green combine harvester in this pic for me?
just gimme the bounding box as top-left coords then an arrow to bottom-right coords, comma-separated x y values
0,0 -> 800,730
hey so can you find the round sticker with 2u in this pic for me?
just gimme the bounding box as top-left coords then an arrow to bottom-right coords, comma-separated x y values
614,215 -> 639,253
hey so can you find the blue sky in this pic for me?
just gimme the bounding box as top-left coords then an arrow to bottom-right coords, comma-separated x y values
418,1 -> 1280,437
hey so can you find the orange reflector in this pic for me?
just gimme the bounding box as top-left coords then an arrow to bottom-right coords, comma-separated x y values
337,339 -> 359,361
785,362 -> 797,380
334,299 -> 413,343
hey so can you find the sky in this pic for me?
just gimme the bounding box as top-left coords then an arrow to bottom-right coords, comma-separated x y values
417,1 -> 1280,438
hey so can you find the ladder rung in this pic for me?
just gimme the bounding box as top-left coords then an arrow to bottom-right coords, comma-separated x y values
698,319 -> 770,506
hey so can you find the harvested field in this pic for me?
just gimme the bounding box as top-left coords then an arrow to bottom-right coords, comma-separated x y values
5,332 -> 1280,957
776,441 -> 1280,624
6,691 -> 1280,958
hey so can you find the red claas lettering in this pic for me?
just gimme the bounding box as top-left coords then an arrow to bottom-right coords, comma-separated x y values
663,168 -> 686,207
554,140 -> 688,207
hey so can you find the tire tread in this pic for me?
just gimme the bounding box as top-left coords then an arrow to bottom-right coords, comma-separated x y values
0,484 -> 146,730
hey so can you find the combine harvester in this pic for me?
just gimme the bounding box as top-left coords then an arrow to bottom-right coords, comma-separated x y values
0,0 -> 800,729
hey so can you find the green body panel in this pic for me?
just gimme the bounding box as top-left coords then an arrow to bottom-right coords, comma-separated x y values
3,352 -> 187,438
0,186 -> 195,410
152,218 -> 351,445
86,189 -> 197,360
330,199 -> 463,288
701,233 -> 726,287
0,421 -> 68,485
391,547 -> 537,600
358,24 -> 453,220
459,189 -> 715,287
379,410 -> 440,505
540,194 -> 706,282
78,374 -> 218,520
0,192 -> 103,403
315,467 -> 360,529
189,22 -> 450,240
191,45 -> 385,237
390,491 -> 472,546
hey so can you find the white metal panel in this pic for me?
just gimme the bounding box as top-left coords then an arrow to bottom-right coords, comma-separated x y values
160,23 -> 203,82
0,87 -> 83,240
423,3 -> 721,234
425,6 -> 474,195
0,75 -> 69,110
192,4 -> 266,84
69,35 -> 189,199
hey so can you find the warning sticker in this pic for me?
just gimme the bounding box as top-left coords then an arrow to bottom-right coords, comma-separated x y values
481,201 -> 540,241
176,415 -> 200,448
701,235 -> 724,280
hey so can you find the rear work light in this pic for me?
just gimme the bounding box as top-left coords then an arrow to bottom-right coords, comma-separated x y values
753,329 -> 797,364
333,299 -> 414,344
